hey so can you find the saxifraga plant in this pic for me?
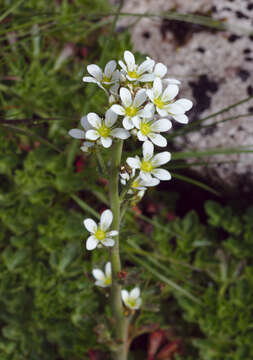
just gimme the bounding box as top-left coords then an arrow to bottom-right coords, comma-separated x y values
68,50 -> 193,360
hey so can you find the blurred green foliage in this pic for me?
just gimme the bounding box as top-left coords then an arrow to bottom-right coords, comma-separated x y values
1,0 -> 253,359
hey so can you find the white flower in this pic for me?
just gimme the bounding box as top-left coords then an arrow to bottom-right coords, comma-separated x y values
126,141 -> 171,182
169,98 -> 193,124
68,116 -> 94,152
120,169 -> 159,196
132,110 -> 172,147
153,62 -> 181,85
83,60 -> 120,93
121,287 -> 142,310
110,87 -> 152,130
83,209 -> 118,250
85,109 -> 130,148
119,50 -> 155,82
146,78 -> 180,117
92,262 -> 112,287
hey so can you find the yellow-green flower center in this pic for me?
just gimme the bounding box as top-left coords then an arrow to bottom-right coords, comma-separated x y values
125,106 -> 137,117
132,180 -> 140,189
102,75 -> 111,83
154,98 -> 165,109
104,277 -> 112,285
140,122 -> 151,136
127,70 -> 139,79
98,124 -> 110,137
95,228 -> 106,240
126,297 -> 137,308
141,160 -> 153,172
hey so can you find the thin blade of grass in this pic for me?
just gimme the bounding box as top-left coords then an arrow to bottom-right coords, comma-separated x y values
1,123 -> 61,153
170,172 -> 220,196
0,0 -> 25,23
70,194 -> 99,219
167,96 -> 253,140
172,146 -> 253,160
129,253 -> 202,304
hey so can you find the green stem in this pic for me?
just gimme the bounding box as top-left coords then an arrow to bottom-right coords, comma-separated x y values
109,140 -> 128,360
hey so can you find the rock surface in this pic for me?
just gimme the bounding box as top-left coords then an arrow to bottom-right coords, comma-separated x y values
115,0 -> 253,191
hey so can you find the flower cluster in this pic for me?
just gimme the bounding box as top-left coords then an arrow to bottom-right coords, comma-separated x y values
69,50 -> 193,312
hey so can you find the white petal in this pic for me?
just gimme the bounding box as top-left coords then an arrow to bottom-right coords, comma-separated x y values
121,289 -> 129,303
118,60 -> 127,72
105,262 -> 111,276
124,50 -> 135,71
146,89 -> 155,102
148,133 -> 167,147
140,177 -> 160,187
166,103 -> 184,115
138,59 -> 155,74
82,76 -> 100,84
80,141 -> 94,152
162,84 -> 179,102
92,269 -> 105,281
152,151 -> 171,166
120,87 -> 132,107
154,63 -> 167,78
105,109 -> 118,127
130,287 -> 140,299
141,103 -> 155,118
153,78 -> 163,97
150,119 -> 172,132
133,89 -> 147,107
139,73 -> 155,82
80,116 -> 91,130
102,238 -> 115,247
110,104 -> 125,116
164,78 -> 181,85
135,298 -> 142,309
83,218 -> 97,233
139,171 -> 153,182
173,114 -> 189,124
151,168 -> 171,180
85,129 -> 100,140
100,209 -> 113,231
123,117 -> 134,130
107,230 -> 118,237
137,131 -> 147,142
157,107 -> 169,117
95,280 -> 108,288
87,112 -> 101,129
86,236 -> 99,250
132,117 -> 141,129
143,140 -> 154,160
69,129 -> 85,139
101,137 -> 112,148
87,64 -> 103,81
104,60 -> 116,77
126,156 -> 141,169
174,98 -> 193,111
111,128 -> 130,139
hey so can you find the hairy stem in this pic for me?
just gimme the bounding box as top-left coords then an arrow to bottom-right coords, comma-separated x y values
109,140 -> 128,360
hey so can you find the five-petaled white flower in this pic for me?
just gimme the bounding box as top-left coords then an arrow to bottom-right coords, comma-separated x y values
92,262 -> 112,287
126,141 -> 171,182
121,287 -> 142,310
120,169 -> 159,197
146,78 -> 181,117
110,87 -> 152,130
132,108 -> 172,147
84,209 -> 118,250
85,109 -> 130,148
119,51 -> 155,82
83,60 -> 120,94
68,116 -> 94,152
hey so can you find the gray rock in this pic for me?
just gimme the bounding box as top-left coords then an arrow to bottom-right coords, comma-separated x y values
115,0 -> 253,191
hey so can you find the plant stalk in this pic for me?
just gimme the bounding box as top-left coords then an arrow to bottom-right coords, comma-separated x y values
109,139 -> 128,360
